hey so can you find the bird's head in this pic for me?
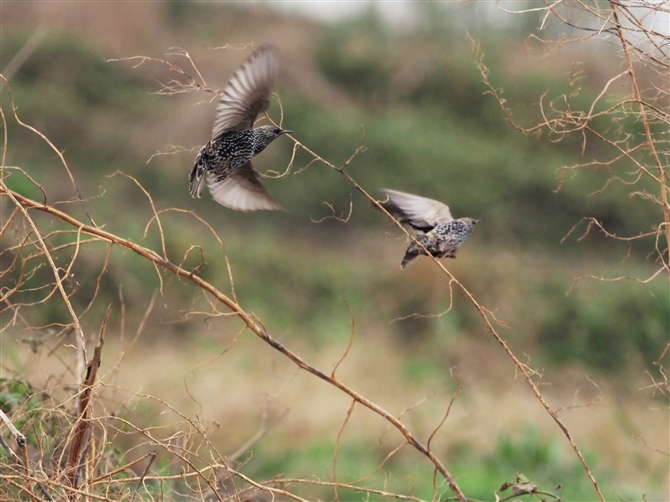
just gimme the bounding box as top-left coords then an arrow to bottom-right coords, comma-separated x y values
461,217 -> 481,228
256,125 -> 292,141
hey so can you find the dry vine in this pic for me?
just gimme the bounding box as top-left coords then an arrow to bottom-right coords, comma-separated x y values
484,0 -> 669,272
1,2 -> 667,500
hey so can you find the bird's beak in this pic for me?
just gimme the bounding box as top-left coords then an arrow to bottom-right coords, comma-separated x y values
475,219 -> 482,224
280,129 -> 293,135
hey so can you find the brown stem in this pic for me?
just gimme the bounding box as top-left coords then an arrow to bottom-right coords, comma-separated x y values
65,305 -> 109,496
1,187 -> 468,502
609,1 -> 670,270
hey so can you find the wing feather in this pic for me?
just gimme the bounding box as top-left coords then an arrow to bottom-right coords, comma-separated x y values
207,162 -> 283,212
211,45 -> 279,139
379,188 -> 453,231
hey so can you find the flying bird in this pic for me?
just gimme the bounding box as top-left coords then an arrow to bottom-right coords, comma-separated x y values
189,44 -> 291,211
378,189 -> 479,268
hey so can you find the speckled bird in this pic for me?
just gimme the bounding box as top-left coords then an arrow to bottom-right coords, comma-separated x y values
379,189 -> 480,268
189,44 -> 291,211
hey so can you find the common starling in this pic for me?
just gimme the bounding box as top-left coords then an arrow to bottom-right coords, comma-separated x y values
189,44 -> 291,211
378,189 -> 480,268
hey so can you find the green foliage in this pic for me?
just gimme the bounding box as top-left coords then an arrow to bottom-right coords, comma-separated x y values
10,34 -> 146,109
317,7 -> 395,107
4,32 -> 155,190
0,377 -> 38,416
536,276 -> 669,373
451,426 -> 638,501
248,439 -> 455,500
0,378 -> 48,451
245,427 -> 643,501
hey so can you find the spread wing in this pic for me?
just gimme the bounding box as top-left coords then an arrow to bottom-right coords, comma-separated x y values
211,44 -> 279,140
207,162 -> 283,212
379,188 -> 453,231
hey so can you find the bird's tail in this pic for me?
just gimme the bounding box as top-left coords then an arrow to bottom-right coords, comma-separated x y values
189,152 -> 208,198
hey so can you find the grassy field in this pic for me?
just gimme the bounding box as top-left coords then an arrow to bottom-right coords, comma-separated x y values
1,2 -> 668,500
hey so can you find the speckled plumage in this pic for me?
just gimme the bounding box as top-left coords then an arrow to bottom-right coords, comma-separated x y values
378,189 -> 479,269
400,218 -> 478,268
189,45 -> 290,212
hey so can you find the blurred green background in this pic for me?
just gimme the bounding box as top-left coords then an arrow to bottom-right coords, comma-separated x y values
1,1 -> 668,500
